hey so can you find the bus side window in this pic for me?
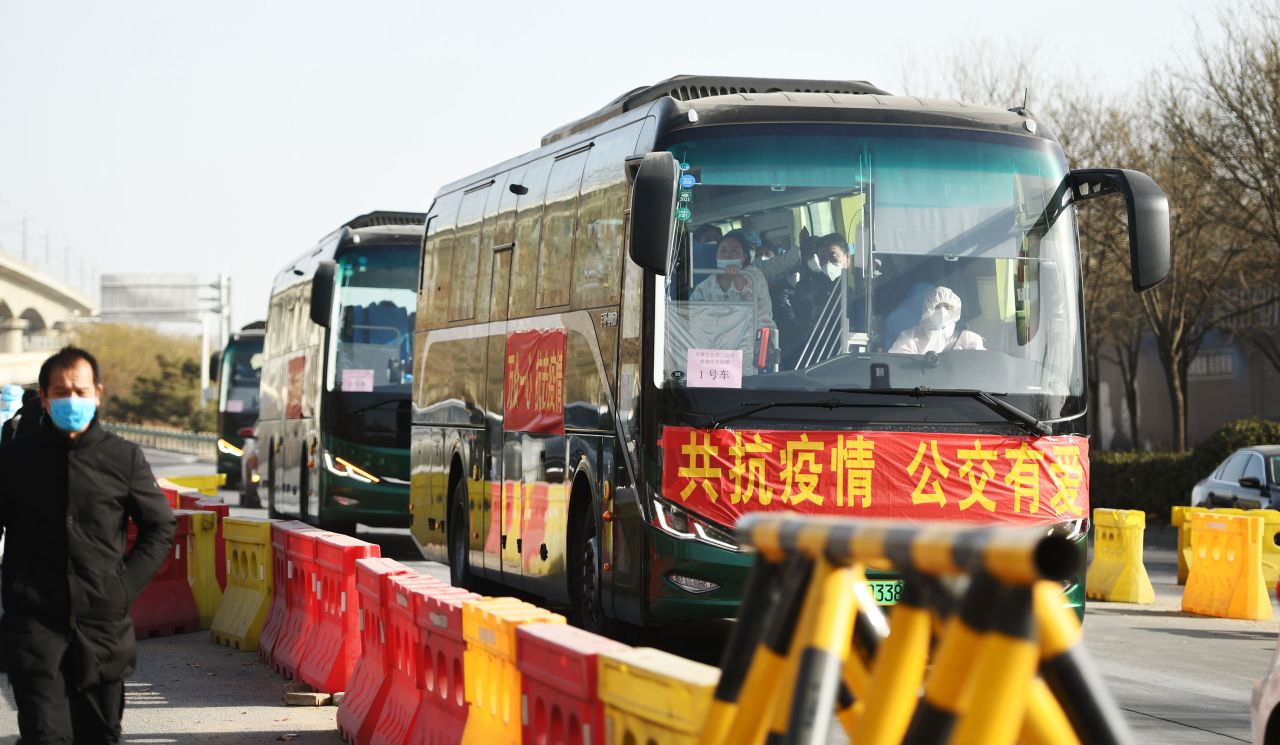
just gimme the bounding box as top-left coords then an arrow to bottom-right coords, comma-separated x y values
451,184 -> 491,322
422,192 -> 462,330
572,123 -> 643,309
538,148 -> 589,309
510,158 -> 553,319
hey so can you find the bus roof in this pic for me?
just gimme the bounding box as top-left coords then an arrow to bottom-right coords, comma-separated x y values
269,210 -> 426,293
542,74 -> 890,145
434,75 -> 1053,199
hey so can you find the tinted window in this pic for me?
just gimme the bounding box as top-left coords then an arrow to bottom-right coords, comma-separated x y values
1220,452 -> 1251,483
1270,455 -> 1280,486
1243,453 -> 1266,484
537,149 -> 588,309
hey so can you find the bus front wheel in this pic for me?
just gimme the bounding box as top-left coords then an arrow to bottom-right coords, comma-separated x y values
448,479 -> 475,590
571,511 -> 612,635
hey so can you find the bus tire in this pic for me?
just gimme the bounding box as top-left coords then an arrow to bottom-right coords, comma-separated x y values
448,478 -> 475,590
266,446 -> 282,519
571,508 -> 613,636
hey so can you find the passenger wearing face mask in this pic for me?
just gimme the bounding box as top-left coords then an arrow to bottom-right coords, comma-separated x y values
889,286 -> 986,354
0,346 -> 176,743
690,230 -> 776,326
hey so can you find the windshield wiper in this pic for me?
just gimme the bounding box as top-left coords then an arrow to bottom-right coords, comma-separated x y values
705,398 -> 922,429
348,398 -> 406,416
827,386 -> 1051,436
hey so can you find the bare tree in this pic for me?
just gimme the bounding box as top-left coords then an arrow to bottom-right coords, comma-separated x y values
1163,4 -> 1280,377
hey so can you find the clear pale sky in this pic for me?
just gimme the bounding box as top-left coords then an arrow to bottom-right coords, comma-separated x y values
0,0 -> 1215,330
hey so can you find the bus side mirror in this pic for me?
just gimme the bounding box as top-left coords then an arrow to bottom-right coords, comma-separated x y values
310,260 -> 336,327
628,152 -> 679,276
1068,168 -> 1171,292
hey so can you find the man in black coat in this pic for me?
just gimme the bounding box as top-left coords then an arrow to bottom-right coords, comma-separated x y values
0,346 -> 176,743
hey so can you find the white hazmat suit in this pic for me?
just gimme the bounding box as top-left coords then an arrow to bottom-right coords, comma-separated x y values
889,286 -> 986,354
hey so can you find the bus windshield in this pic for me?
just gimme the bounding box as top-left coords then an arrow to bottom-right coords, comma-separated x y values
219,337 -> 263,420
657,124 -> 1084,418
326,245 -> 418,397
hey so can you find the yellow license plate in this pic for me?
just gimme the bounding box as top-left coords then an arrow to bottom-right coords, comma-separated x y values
869,580 -> 901,606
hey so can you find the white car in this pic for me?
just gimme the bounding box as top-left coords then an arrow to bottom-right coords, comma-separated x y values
1254,590 -> 1280,744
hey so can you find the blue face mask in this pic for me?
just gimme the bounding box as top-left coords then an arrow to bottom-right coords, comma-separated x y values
49,396 -> 97,432
716,258 -> 743,270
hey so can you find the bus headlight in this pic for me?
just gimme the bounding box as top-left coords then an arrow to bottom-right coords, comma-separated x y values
322,451 -> 381,484
649,497 -> 741,552
217,439 -> 244,457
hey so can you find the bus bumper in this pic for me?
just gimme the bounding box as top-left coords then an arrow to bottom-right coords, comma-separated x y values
638,522 -> 1088,625
320,473 -> 411,528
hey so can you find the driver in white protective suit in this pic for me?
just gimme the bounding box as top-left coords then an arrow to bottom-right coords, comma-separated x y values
889,286 -> 986,354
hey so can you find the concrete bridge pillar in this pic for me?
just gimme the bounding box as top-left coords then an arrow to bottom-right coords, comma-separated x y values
0,318 -> 29,354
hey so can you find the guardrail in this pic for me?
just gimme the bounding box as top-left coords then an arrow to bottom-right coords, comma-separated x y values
103,422 -> 217,458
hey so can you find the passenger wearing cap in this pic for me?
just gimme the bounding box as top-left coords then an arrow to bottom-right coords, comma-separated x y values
888,286 -> 986,354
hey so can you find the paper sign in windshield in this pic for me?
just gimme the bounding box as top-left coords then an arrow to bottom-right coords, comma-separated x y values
342,369 -> 375,392
687,348 -> 742,388
226,399 -> 244,413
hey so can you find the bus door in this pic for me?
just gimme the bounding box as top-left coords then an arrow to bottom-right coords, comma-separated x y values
487,246 -> 523,587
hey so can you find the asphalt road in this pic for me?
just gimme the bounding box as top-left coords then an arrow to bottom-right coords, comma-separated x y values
1,448 -> 1274,743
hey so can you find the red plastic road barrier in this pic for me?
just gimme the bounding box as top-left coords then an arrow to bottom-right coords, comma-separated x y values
193,497 -> 230,590
372,575 -> 470,745
259,520 -> 315,668
298,532 -> 380,694
517,624 -> 629,745
273,526 -> 332,680
178,491 -> 202,510
159,485 -> 180,509
130,511 -> 201,638
411,583 -> 482,745
337,558 -> 415,745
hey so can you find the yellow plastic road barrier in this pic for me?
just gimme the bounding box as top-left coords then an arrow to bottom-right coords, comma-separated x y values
461,597 -> 565,745
211,517 -> 275,650
167,473 -> 226,497
179,509 -> 223,628
1248,509 -> 1280,586
1170,506 -> 1209,584
598,647 -> 719,745
1084,509 -> 1155,604
1183,511 -> 1273,620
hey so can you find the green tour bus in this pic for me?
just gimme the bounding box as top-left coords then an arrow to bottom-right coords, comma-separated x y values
259,211 -> 425,533
216,323 -> 265,491
410,75 -> 1170,632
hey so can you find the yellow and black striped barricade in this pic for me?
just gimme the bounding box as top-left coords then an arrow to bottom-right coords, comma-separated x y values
211,516 -> 275,650
719,514 -> 1133,745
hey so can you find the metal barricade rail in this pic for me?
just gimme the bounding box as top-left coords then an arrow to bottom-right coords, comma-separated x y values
103,421 -> 217,459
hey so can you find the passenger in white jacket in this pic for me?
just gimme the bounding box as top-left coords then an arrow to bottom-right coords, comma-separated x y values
889,286 -> 986,354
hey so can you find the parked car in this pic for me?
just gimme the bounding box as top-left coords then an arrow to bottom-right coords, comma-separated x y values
239,426 -> 262,508
1191,445 -> 1280,510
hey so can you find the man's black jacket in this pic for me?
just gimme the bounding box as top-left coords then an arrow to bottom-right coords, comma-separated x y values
0,418 -> 176,688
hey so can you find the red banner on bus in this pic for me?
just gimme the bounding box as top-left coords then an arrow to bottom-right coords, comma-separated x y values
504,329 -> 567,434
660,426 -> 1088,527
286,354 -> 305,420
